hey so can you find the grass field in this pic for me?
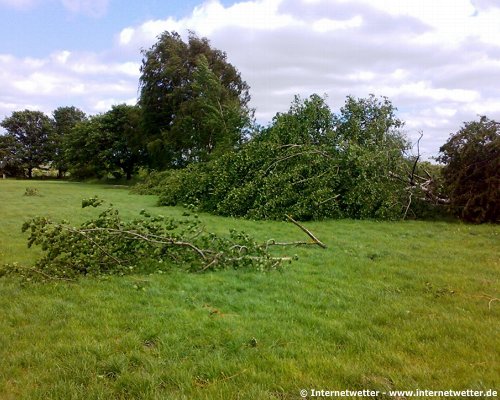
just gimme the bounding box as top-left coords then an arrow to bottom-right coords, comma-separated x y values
0,179 -> 499,399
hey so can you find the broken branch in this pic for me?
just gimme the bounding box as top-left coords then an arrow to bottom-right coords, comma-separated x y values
285,215 -> 327,249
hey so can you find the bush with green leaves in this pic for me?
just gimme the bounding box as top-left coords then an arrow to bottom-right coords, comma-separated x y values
438,116 -> 499,223
143,94 -> 410,221
9,197 -> 291,280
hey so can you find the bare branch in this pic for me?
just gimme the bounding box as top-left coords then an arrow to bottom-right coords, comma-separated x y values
285,215 -> 327,249
409,131 -> 423,186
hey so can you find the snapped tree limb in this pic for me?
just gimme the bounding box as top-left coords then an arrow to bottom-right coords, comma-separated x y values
18,199 -> 325,279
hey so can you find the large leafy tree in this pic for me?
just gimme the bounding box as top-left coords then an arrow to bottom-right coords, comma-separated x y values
139,31 -> 251,169
438,116 -> 499,223
65,105 -> 143,180
100,104 -> 145,180
0,110 -> 54,178
52,106 -> 87,178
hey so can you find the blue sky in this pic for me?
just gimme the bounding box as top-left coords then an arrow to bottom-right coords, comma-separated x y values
1,0 -> 500,158
0,0 -> 236,56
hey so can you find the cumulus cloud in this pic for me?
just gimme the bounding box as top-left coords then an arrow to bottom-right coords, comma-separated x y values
2,0 -> 500,158
0,50 -> 139,119
0,0 -> 110,16
60,0 -> 109,17
116,0 -> 499,157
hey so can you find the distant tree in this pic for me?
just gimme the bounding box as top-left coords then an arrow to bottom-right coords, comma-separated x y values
0,134 -> 23,177
139,31 -> 252,169
0,110 -> 54,178
65,105 -> 144,180
64,117 -> 103,179
438,116 -> 500,223
100,104 -> 145,180
52,106 -> 86,178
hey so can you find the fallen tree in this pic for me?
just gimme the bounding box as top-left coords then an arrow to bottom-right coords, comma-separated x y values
390,133 -> 450,220
137,94 -> 411,221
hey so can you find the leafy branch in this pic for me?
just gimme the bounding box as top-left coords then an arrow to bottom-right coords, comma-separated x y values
10,197 -> 326,280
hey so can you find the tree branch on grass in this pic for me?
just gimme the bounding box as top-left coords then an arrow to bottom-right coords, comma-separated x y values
285,215 -> 327,249
14,198 -> 324,280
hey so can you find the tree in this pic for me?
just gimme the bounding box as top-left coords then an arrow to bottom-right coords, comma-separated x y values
261,94 -> 335,145
0,110 -> 53,178
332,95 -> 409,219
139,31 -> 252,169
64,117 -> 105,179
65,105 -> 144,180
52,106 -> 86,178
143,94 -> 409,221
0,134 -> 23,177
333,94 -> 405,148
100,104 -> 145,180
438,116 -> 500,223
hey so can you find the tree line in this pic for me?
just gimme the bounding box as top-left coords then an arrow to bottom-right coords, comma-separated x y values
0,31 -> 498,223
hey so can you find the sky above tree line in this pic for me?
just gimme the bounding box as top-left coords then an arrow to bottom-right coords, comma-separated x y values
1,0 -> 499,158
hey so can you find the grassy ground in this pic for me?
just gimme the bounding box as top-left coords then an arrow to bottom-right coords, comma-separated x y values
0,179 -> 498,399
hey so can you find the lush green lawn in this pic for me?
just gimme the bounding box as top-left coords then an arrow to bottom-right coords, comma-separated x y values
0,179 -> 499,399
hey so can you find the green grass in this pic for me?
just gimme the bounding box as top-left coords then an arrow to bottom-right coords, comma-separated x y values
0,179 -> 499,399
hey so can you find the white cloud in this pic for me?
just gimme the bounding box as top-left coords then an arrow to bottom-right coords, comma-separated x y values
117,0 -> 304,48
93,97 -> 137,113
0,0 -> 109,16
53,50 -> 71,64
2,0 -> 500,159
60,0 -> 109,17
0,50 -> 139,124
312,15 -> 363,32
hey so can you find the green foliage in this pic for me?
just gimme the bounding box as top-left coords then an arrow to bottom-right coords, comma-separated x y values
0,134 -> 23,177
438,116 -> 500,223
52,106 -> 87,178
65,104 -> 144,180
334,94 -> 405,147
23,187 -> 41,197
139,31 -> 252,169
17,198 -> 289,279
147,94 -> 409,220
0,110 -> 54,178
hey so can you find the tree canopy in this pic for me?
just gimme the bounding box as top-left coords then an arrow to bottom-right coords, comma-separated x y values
1,110 -> 54,178
139,31 -> 252,169
52,106 -> 87,178
438,116 -> 500,223
64,104 -> 143,180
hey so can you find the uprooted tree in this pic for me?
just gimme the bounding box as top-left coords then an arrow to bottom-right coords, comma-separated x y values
136,94 -> 412,220
389,132 -> 450,220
